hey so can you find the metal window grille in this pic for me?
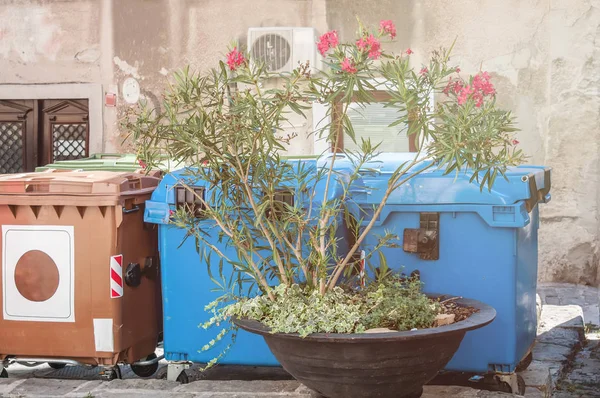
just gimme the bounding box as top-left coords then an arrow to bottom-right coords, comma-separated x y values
52,123 -> 87,161
0,121 -> 24,173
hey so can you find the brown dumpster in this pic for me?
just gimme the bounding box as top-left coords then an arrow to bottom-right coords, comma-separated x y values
0,171 -> 161,380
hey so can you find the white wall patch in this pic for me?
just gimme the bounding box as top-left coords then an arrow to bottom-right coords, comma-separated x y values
2,225 -> 75,322
93,318 -> 114,352
122,77 -> 140,104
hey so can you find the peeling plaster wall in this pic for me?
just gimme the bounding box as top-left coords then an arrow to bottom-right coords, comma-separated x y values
0,0 -> 109,153
540,1 -> 600,285
420,0 -> 600,287
110,0 -> 318,154
328,0 -> 600,285
0,1 -> 102,83
0,0 -> 599,285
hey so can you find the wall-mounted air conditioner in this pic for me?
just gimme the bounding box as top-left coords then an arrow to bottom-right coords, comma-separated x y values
247,27 -> 318,73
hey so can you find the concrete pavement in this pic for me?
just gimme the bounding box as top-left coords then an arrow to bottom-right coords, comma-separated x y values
0,283 -> 598,398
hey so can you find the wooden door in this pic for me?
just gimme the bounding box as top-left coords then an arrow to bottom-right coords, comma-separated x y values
0,99 -> 89,173
0,100 -> 35,173
40,99 -> 89,166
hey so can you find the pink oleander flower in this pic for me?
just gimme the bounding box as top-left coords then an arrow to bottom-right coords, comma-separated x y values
357,38 -> 367,50
473,71 -> 495,95
456,67 -> 461,73
443,82 -> 451,95
357,34 -> 381,60
317,31 -> 339,56
137,159 -> 147,169
443,79 -> 453,95
341,57 -> 357,74
444,79 -> 465,95
453,81 -> 463,94
512,139 -> 520,145
450,71 -> 496,107
226,47 -> 245,71
379,20 -> 396,39
406,48 -> 413,55
472,90 -> 484,107
457,85 -> 473,105
420,67 -> 428,76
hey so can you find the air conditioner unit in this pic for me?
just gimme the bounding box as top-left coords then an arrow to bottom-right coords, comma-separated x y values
247,27 -> 318,73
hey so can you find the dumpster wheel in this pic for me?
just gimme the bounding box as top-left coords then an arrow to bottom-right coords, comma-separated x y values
165,363 -> 190,383
130,353 -> 159,378
176,371 -> 189,384
495,374 -> 525,395
515,351 -> 533,372
100,365 -> 122,381
48,362 -> 67,370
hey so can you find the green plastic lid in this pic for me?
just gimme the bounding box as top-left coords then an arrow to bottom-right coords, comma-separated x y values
35,153 -> 180,174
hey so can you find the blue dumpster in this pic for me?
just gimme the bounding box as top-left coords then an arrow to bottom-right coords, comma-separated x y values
327,153 -> 550,377
144,160 -> 352,379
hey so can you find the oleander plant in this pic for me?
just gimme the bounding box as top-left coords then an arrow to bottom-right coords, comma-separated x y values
127,18 -> 522,349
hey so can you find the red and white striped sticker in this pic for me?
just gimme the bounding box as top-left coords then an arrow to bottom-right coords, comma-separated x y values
110,255 -> 123,298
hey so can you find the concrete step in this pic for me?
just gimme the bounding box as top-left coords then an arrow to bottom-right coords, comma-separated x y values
521,305 -> 586,397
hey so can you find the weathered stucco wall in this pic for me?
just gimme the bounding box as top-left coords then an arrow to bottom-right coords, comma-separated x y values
0,0 -> 112,153
110,0 -> 319,154
0,0 -> 101,82
0,0 -> 598,285
328,0 -> 600,286
420,0 -> 600,286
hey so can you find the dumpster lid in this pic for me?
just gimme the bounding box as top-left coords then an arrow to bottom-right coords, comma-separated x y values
144,161 -> 351,225
34,153 -> 182,175
317,153 -> 551,208
0,170 -> 159,197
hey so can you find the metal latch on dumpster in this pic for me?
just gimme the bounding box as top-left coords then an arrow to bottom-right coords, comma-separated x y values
523,175 -> 539,213
403,213 -> 439,260
125,256 -> 159,287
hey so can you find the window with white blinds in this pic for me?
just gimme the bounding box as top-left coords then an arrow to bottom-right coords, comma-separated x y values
344,102 -> 409,153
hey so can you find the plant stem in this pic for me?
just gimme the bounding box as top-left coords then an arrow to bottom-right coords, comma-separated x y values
178,180 -> 275,300
326,158 -> 434,290
316,101 -> 348,294
233,154 -> 291,286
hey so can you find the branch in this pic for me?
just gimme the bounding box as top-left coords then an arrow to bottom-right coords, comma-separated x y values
232,154 -> 291,286
326,157 -> 434,290
178,179 -> 275,300
317,101 -> 349,293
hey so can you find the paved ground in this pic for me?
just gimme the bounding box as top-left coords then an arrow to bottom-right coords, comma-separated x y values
553,326 -> 600,397
0,283 -> 597,397
537,283 -> 600,326
537,283 -> 600,397
0,360 -> 522,397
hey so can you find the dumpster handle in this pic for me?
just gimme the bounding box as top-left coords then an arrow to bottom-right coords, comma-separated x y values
125,176 -> 142,190
523,175 -> 539,213
122,205 -> 140,214
132,354 -> 164,366
10,357 -> 85,367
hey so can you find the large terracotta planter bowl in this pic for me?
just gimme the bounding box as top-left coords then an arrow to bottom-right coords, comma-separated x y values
234,296 -> 496,398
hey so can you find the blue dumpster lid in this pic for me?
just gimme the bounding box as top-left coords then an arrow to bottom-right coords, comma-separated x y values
317,153 -> 551,209
145,159 -> 354,225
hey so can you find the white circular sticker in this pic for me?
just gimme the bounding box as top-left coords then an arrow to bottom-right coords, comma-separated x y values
122,77 -> 140,104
